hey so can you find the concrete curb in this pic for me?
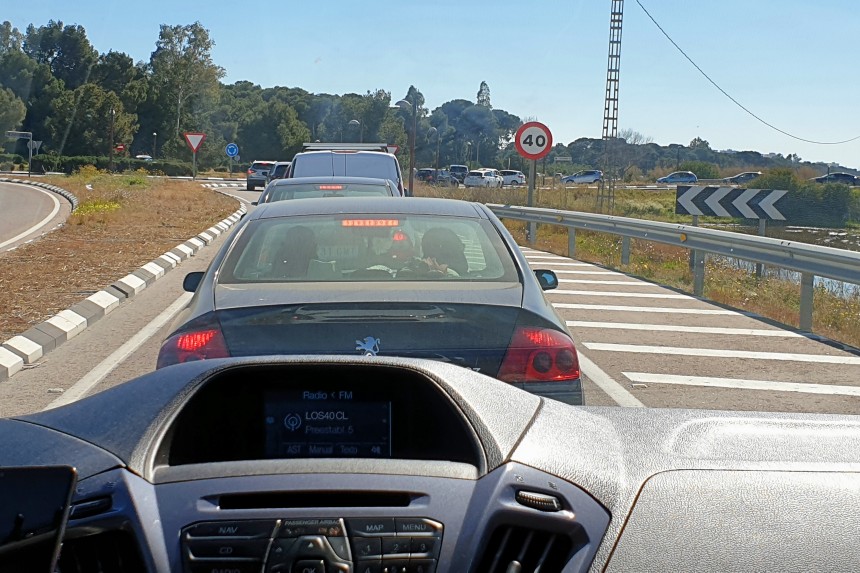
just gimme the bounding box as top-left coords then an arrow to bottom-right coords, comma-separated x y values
0,199 -> 247,383
0,177 -> 79,210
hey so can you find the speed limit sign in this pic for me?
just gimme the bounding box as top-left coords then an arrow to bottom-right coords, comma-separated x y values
514,121 -> 553,161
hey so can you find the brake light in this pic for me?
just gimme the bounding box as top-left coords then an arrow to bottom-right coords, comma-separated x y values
156,325 -> 229,368
247,168 -> 253,174
341,219 -> 400,227
318,185 -> 344,190
498,327 -> 580,383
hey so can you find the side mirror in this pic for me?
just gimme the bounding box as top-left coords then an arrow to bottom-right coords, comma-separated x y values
251,201 -> 258,206
183,271 -> 204,293
534,269 -> 559,291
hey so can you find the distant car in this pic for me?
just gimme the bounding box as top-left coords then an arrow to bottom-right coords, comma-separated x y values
430,169 -> 459,187
288,150 -> 406,196
134,154 -> 153,162
449,164 -> 469,183
255,177 -> 399,204
723,171 -> 761,185
812,172 -> 857,185
416,168 -> 435,183
266,161 -> 292,183
562,170 -> 603,184
657,171 -> 698,184
246,160 -> 275,190
500,169 -> 526,186
463,169 -> 504,188
156,196 -> 581,404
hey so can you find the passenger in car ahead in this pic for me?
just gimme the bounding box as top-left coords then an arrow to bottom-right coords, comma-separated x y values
273,226 -> 337,279
421,227 -> 469,276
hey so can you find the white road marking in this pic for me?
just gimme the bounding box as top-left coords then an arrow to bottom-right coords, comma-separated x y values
0,186 -> 61,249
550,290 -> 690,299
580,353 -> 645,407
45,292 -> 193,409
533,262 -> 594,267
567,321 -> 802,338
553,303 -> 744,315
559,279 -> 648,285
624,372 -> 860,397
553,270 -> 621,275
523,255 -> 572,260
584,343 -> 860,365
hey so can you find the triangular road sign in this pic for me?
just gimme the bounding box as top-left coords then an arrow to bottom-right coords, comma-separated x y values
184,132 -> 206,152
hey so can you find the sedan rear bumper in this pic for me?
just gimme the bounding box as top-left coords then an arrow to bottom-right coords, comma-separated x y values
511,379 -> 584,406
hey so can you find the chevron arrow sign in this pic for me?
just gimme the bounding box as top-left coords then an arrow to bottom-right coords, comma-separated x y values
675,186 -> 788,220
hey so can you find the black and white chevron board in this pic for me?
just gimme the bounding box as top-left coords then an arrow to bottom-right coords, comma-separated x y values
675,186 -> 788,220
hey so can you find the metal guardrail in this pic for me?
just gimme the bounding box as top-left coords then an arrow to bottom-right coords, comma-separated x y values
488,204 -> 860,331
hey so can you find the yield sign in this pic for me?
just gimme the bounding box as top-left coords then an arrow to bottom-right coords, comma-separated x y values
183,132 -> 206,152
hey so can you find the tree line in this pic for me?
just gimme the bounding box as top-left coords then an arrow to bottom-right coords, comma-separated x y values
0,20 -> 853,179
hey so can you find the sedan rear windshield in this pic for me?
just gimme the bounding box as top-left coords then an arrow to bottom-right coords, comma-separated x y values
220,215 -> 519,283
251,162 -> 274,169
265,183 -> 393,203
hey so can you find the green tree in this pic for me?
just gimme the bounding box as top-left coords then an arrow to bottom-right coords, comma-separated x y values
0,21 -> 23,54
91,51 -> 148,114
148,22 -> 224,156
47,83 -> 137,157
0,87 -> 26,134
679,160 -> 719,179
476,81 -> 491,108
23,21 -> 97,90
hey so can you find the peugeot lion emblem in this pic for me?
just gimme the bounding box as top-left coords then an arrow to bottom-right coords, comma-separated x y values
355,336 -> 380,357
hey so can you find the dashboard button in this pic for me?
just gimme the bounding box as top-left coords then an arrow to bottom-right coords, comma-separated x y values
409,537 -> 437,556
347,518 -> 395,536
293,535 -> 328,558
395,518 -> 442,536
186,520 -> 277,539
407,559 -> 436,573
382,559 -> 409,573
327,536 -> 351,560
292,559 -> 325,573
353,537 -> 382,558
186,538 -> 269,559
355,559 -> 382,573
382,537 -> 411,556
188,559 -> 261,573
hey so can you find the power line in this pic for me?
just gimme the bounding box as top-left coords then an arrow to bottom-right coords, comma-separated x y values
635,0 -> 860,145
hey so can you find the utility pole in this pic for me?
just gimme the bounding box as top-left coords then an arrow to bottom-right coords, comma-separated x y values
109,107 -> 116,172
596,0 -> 624,212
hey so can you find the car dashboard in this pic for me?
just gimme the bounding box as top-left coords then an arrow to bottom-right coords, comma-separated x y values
3,356 -> 860,572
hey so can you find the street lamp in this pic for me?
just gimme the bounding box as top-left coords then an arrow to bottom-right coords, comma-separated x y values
109,107 -> 116,171
348,119 -> 363,142
465,141 -> 472,170
395,98 -> 417,196
152,132 -> 157,158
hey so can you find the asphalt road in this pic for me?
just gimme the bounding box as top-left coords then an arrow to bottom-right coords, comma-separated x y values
0,181 -> 72,253
1,184 -> 859,417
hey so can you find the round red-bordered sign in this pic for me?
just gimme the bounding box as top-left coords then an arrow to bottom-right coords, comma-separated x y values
514,121 -> 553,161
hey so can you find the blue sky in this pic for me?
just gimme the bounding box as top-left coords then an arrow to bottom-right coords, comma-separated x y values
6,0 -> 860,168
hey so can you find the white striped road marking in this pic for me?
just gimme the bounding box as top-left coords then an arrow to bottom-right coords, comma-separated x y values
550,290 -> 690,299
553,270 -> 622,275
624,372 -> 860,397
533,262 -> 594,267
580,354 -> 645,407
523,255 -> 572,260
45,292 -> 194,409
567,321 -> 802,338
583,343 -> 860,365
553,303 -> 744,315
559,279 -> 647,285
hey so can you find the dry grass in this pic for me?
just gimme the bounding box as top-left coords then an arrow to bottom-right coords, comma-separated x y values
416,182 -> 860,348
0,170 -> 236,341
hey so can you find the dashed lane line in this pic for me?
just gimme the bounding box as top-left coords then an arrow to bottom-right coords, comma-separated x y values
623,372 -> 860,397
583,343 -> 860,365
567,321 -> 802,338
549,290 -> 691,299
553,303 -> 746,315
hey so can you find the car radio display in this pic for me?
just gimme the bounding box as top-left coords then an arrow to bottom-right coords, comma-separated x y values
264,389 -> 392,458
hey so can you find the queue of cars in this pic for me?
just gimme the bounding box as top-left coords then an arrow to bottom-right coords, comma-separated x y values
189,142 -> 584,406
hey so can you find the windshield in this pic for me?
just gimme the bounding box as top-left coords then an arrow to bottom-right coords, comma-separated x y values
1,2 -> 859,421
221,215 -> 518,283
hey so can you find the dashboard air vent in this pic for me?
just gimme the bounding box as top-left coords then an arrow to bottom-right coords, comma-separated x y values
56,531 -> 146,573
475,525 -> 574,573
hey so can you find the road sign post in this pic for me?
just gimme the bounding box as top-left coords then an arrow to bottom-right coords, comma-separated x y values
515,122 -> 553,245
184,132 -> 207,179
225,143 -> 239,176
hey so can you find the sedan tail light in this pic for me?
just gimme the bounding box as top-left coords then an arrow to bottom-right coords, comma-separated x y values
498,327 -> 580,383
156,315 -> 230,368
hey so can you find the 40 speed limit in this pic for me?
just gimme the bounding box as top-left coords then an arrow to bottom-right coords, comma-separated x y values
514,121 -> 553,161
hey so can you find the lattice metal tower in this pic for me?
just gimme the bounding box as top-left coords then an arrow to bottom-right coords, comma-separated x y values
596,0 -> 624,212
